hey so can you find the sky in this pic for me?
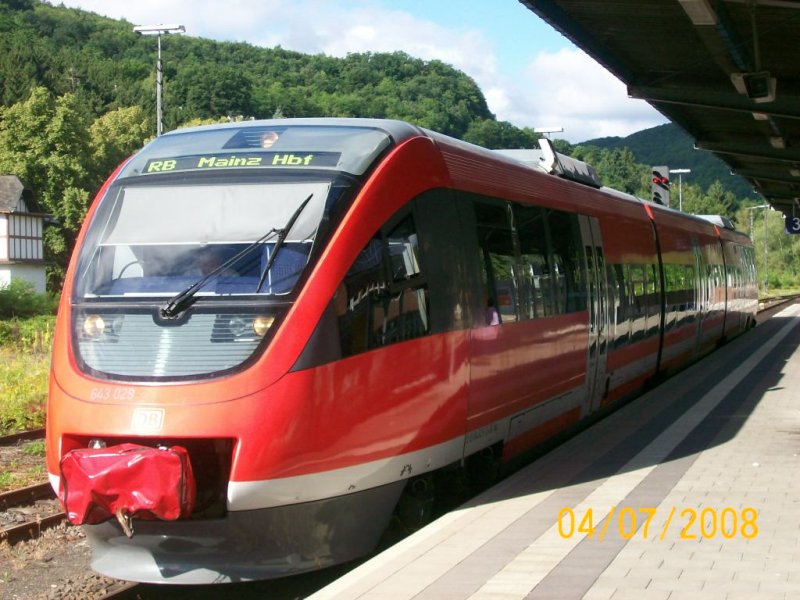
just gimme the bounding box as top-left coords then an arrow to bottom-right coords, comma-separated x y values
46,0 -> 668,143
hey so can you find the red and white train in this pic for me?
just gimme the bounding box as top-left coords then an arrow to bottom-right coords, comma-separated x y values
46,118 -> 758,583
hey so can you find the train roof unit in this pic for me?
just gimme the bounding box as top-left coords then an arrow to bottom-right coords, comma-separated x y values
696,215 -> 736,230
493,139 -> 603,189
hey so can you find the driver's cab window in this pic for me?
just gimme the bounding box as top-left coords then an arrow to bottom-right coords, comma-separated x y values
337,211 -> 429,357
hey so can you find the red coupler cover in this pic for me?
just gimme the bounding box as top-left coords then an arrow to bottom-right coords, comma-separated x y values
59,443 -> 196,525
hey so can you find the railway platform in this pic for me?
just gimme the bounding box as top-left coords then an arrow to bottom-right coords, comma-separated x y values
309,301 -> 800,600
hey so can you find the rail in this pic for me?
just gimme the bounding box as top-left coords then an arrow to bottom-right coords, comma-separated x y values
0,427 -> 45,446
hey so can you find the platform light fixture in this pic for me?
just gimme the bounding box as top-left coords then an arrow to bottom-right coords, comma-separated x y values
679,0 -> 717,25
133,24 -> 186,136
733,71 -> 777,103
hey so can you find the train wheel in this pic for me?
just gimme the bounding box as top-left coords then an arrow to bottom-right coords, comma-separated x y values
394,474 -> 436,533
466,444 -> 502,493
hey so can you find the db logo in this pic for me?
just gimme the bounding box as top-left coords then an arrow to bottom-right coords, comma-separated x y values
131,408 -> 165,431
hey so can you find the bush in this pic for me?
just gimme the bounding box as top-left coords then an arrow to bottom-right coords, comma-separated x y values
767,271 -> 783,290
0,314 -> 54,434
0,315 -> 55,353
0,279 -> 58,318
0,349 -> 48,434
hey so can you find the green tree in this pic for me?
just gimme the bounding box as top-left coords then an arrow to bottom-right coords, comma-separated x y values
0,86 -> 92,283
171,62 -> 254,122
571,144 -> 650,196
88,104 -> 151,186
463,119 -> 539,149
596,147 -> 647,196
681,180 -> 736,219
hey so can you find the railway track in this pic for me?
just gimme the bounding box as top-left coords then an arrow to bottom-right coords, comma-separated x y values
0,481 -> 65,545
757,293 -> 799,317
0,481 -> 54,510
0,427 -> 45,446
0,429 -> 65,545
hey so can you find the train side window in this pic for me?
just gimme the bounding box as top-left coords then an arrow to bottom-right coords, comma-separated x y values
610,264 -> 630,347
337,234 -> 385,357
663,263 -> 686,330
337,214 -> 430,358
629,264 -> 646,342
546,209 -> 586,314
381,216 -> 429,345
646,263 -> 660,337
514,205 -> 551,319
663,264 -> 673,331
682,264 -> 696,325
386,215 -> 421,281
475,202 -> 518,324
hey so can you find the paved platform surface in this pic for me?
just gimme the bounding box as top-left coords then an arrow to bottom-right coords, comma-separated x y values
309,302 -> 800,600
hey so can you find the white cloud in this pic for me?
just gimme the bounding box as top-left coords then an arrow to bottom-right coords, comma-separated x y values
47,1 -> 666,142
501,48 -> 667,142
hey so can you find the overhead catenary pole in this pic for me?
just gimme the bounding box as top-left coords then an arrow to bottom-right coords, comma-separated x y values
133,24 -> 186,137
746,203 -> 771,293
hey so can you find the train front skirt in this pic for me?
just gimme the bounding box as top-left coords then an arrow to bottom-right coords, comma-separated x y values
83,480 -> 405,584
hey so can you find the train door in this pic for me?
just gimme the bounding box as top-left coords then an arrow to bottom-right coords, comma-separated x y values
579,215 -> 610,413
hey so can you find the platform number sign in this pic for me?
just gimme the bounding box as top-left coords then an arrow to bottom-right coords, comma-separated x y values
786,215 -> 800,234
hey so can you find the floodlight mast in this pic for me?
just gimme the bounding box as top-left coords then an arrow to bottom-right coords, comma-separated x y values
534,127 -> 564,139
133,24 -> 186,136
669,168 -> 691,211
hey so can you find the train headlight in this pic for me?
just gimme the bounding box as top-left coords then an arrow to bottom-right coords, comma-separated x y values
228,317 -> 252,338
253,315 -> 274,337
82,315 -> 106,339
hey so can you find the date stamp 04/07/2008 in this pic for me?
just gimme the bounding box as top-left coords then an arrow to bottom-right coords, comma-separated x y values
556,506 -> 758,542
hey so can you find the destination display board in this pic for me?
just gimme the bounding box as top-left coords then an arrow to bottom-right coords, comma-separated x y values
143,152 -> 342,174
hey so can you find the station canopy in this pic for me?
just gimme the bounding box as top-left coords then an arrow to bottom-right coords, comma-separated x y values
520,0 -> 800,214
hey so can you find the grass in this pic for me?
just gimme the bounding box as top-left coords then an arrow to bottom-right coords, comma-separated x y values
0,349 -> 49,435
0,316 -> 53,436
760,287 -> 800,300
0,439 -> 47,492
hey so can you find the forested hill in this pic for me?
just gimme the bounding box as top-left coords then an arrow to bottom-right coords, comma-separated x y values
581,123 -> 753,198
0,0 -> 536,143
0,0 -> 546,286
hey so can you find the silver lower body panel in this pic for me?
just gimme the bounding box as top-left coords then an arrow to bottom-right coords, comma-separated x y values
85,481 -> 405,584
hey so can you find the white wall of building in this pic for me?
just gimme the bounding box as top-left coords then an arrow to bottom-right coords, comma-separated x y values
0,264 -> 47,294
0,215 -> 7,261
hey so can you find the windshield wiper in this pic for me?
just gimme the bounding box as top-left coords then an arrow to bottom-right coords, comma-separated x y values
256,193 -> 314,293
160,229 -> 281,319
159,193 -> 314,319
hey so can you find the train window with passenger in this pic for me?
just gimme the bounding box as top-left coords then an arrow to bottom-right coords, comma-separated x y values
471,199 -> 585,324
337,212 -> 429,357
475,202 -> 519,324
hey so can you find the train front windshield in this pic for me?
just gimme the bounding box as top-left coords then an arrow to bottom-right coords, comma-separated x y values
69,123 -> 394,380
75,180 -> 329,299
